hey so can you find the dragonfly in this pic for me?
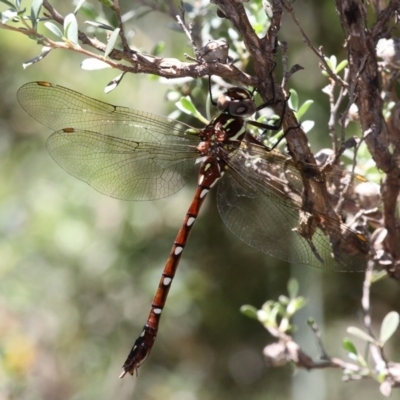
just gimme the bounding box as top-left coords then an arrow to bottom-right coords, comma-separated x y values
17,81 -> 375,377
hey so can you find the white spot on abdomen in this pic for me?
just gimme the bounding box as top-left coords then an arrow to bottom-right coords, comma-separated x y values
163,277 -> 172,286
175,246 -> 183,255
187,217 -> 195,226
200,188 -> 209,198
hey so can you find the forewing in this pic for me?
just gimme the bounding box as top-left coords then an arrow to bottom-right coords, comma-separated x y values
18,82 -> 199,200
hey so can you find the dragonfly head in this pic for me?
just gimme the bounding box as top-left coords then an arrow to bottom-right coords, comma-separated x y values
217,87 -> 256,118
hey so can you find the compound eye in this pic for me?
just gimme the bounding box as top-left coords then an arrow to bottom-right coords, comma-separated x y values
228,98 -> 256,117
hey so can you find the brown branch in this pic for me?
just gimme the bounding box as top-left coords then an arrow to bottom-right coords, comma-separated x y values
112,0 -> 130,53
264,329 -> 363,377
335,0 -> 400,281
0,22 -> 256,86
211,0 -> 275,98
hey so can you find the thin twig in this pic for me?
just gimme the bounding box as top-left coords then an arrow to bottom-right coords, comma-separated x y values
112,0 -> 130,53
176,14 -> 201,61
280,0 -> 347,88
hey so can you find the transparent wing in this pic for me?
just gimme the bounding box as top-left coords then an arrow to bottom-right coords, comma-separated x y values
218,142 -> 374,271
18,82 -> 199,200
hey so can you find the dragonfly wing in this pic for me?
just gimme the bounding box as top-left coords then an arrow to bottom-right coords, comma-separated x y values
18,82 -> 199,200
218,159 -> 328,268
47,129 -> 196,200
17,82 -> 194,141
218,144 -> 372,271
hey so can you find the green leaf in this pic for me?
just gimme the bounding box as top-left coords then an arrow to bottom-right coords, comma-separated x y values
286,299 -> 297,315
81,58 -> 111,70
104,72 -> 126,93
292,296 -> 307,311
176,96 -> 210,124
276,303 -> 286,317
336,59 -> 348,73
347,327 -> 376,343
30,0 -> 42,30
268,305 -> 279,326
301,120 -> 315,134
64,13 -> 78,45
287,278 -> 298,298
0,9 -> 17,23
380,311 -> 399,345
342,338 -> 358,355
44,22 -> 63,38
288,89 -> 298,110
278,295 -> 289,305
104,27 -> 120,57
296,99 -> 313,120
74,0 -> 86,14
151,41 -> 166,57
260,301 -> 273,319
240,305 -> 258,319
257,309 -> 270,323
177,96 -> 197,115
279,317 -> 289,332
325,55 -> 337,71
79,4 -> 100,21
22,46 -> 51,68
85,20 -> 114,30
97,0 -> 113,8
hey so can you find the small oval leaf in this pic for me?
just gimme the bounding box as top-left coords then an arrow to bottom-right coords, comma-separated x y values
296,99 -> 314,120
307,317 -> 315,326
30,0 -> 43,30
278,295 -> 289,305
0,9 -> 18,23
288,89 -> 298,110
22,46 -> 51,68
64,13 -> 78,45
176,96 -> 197,115
104,72 -> 126,93
151,41 -> 166,57
347,327 -> 376,343
104,27 -> 120,57
74,0 -> 86,14
325,55 -> 337,71
292,296 -> 307,311
97,0 -> 113,7
287,278 -> 299,298
240,305 -> 258,319
286,299 -> 297,315
81,58 -> 111,70
257,309 -> 270,323
301,120 -> 315,133
380,311 -> 399,345
342,338 -> 358,355
85,20 -> 114,30
44,22 -> 63,38
336,59 -> 348,74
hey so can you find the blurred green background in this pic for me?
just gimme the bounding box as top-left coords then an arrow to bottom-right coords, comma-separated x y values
1,1 -> 400,399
